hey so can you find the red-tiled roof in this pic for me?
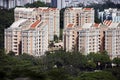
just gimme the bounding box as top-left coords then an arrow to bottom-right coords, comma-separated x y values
68,24 -> 74,28
103,20 -> 112,26
106,20 -> 109,25
84,8 -> 92,11
31,20 -> 40,29
107,20 -> 112,26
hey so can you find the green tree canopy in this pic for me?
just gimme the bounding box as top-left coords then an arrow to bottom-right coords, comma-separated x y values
24,1 -> 47,8
112,57 -> 120,67
76,71 -> 117,80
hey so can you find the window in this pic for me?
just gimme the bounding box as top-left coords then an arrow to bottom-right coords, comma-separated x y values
14,35 -> 17,37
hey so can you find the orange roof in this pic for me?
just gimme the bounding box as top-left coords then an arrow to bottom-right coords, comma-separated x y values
84,8 -> 92,11
68,24 -> 74,28
108,20 -> 112,26
103,20 -> 112,26
106,20 -> 109,25
31,20 -> 40,29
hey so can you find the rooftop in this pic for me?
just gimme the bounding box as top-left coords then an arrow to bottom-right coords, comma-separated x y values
15,7 -> 35,12
83,8 -> 93,11
10,19 -> 27,28
103,20 -> 112,26
109,23 -> 119,28
30,20 -> 41,29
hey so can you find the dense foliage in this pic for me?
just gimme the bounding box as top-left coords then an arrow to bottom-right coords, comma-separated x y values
0,9 -> 14,48
24,1 -> 48,8
0,49 -> 120,80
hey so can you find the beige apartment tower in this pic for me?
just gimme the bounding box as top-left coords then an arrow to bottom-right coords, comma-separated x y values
64,8 -> 94,29
63,24 -> 78,52
105,23 -> 120,59
5,7 -> 60,56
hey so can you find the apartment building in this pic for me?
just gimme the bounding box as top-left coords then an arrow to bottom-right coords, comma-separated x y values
5,19 -> 48,56
64,7 -> 94,29
63,7 -> 120,59
22,21 -> 48,56
5,7 -> 60,56
14,7 -> 37,22
63,23 -> 102,53
105,22 -> 120,59
15,7 -> 60,41
63,7 -> 95,52
98,8 -> 120,22
4,19 -> 28,55
63,19 -> 120,59
63,24 -> 78,52
63,22 -> 108,54
78,23 -> 101,55
39,7 -> 59,41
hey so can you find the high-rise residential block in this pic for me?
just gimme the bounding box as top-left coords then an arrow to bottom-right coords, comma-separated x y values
22,21 -> 48,56
63,7 -> 95,52
4,19 -> 28,55
64,8 -> 94,29
5,7 -> 60,56
78,23 -> 101,55
105,22 -> 120,59
14,7 -> 60,41
14,7 -> 37,22
63,24 -> 78,52
63,7 -> 120,59
63,19 -> 120,59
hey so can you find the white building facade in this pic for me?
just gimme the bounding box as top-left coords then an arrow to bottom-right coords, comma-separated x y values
22,21 -> 48,56
105,23 -> 120,59
5,7 -> 60,56
78,27 -> 101,55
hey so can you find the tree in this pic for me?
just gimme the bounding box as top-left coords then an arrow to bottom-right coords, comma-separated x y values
76,71 -> 117,80
60,8 -> 65,29
0,9 -> 14,48
24,1 -> 47,8
112,57 -> 120,67
8,51 -> 15,56
47,68 -> 73,80
105,67 -> 120,80
86,60 -> 96,71
87,52 -> 111,69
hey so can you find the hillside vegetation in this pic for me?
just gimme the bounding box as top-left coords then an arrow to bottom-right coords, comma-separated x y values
0,50 -> 120,80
